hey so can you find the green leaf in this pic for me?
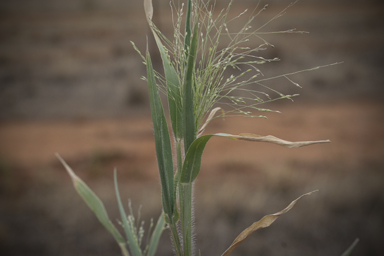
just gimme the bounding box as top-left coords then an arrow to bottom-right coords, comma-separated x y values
154,35 -> 182,139
183,22 -> 199,152
145,50 -> 176,222
180,132 -> 330,184
147,212 -> 165,256
56,154 -> 129,256
114,170 -> 142,256
179,135 -> 214,184
184,0 -> 192,58
144,0 -> 182,139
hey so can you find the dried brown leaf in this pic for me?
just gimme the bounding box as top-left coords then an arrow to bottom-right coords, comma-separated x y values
218,133 -> 330,148
221,191 -> 318,256
197,107 -> 223,137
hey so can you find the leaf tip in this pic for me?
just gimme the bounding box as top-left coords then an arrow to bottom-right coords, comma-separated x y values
144,0 -> 153,21
55,153 -> 79,183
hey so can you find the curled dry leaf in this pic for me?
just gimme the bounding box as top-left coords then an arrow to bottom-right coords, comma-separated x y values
218,133 -> 330,148
221,191 -> 318,256
197,107 -> 223,137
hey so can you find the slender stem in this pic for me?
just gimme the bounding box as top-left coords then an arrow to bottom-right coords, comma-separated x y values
119,243 -> 130,256
175,138 -> 194,256
174,138 -> 184,183
169,222 -> 183,256
170,138 -> 184,256
180,183 -> 193,256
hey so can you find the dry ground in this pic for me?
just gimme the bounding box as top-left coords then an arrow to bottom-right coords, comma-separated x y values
1,99 -> 383,256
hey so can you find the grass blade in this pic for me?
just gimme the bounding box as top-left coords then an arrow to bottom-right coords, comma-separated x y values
114,170 -> 142,256
144,0 -> 183,139
184,0 -> 192,58
341,238 -> 359,256
56,154 -> 129,256
147,212 -> 166,256
145,49 -> 176,222
221,191 -> 318,256
183,22 -> 199,152
160,45 -> 183,140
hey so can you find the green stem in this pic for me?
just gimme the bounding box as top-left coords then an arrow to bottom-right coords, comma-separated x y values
175,138 -> 194,256
180,183 -> 193,256
119,243 -> 130,256
169,138 -> 184,256
169,221 -> 183,256
174,139 -> 184,184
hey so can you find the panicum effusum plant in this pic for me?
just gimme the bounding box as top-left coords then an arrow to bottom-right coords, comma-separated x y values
57,1 -> 357,256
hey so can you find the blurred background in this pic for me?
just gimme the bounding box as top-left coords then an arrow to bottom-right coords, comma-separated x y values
0,0 -> 383,255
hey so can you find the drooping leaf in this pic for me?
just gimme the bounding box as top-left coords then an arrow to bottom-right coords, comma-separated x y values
56,154 -> 129,256
221,191 -> 318,256
147,212 -> 166,256
114,170 -> 142,256
179,132 -> 330,184
145,49 -> 176,222
219,133 -> 331,148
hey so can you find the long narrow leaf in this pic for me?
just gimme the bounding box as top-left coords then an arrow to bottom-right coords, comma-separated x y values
180,133 -> 330,184
221,191 -> 318,256
341,238 -> 359,256
147,212 -> 165,256
56,154 -> 129,256
184,0 -> 192,58
114,170 -> 142,256
144,0 -> 183,139
145,49 -> 176,222
159,44 -> 183,140
183,22 -> 199,152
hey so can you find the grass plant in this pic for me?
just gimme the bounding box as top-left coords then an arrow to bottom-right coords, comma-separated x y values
57,0 -> 357,255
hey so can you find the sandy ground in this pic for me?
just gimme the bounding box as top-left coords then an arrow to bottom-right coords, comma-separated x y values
1,99 -> 384,256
